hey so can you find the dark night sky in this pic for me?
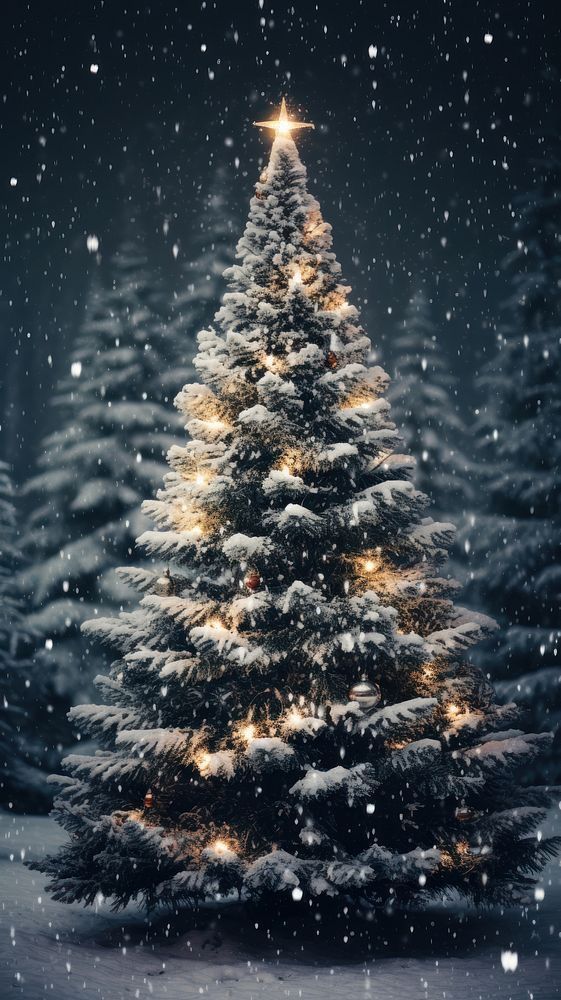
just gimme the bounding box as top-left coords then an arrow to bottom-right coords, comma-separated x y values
2,0 -> 561,476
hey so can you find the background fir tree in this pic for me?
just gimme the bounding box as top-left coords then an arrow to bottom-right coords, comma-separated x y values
21,236 -> 185,709
169,164 -> 235,379
462,137 -> 561,777
0,462 -> 55,811
33,111 -> 558,912
388,288 -> 473,519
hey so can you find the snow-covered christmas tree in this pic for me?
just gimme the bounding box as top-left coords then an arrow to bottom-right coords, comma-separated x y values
21,237 -> 183,706
34,102 -> 558,911
462,138 -> 561,777
388,289 -> 473,518
0,463 -> 54,811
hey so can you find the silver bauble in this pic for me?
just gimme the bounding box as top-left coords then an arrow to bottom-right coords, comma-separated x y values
349,679 -> 381,709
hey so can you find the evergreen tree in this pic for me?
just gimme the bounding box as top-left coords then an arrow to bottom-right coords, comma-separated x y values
169,165 -> 235,378
21,239 -> 183,706
462,139 -> 561,775
0,462 -> 53,811
33,114 -> 558,911
388,289 -> 473,518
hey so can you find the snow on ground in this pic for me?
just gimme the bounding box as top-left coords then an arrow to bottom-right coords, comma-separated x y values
1,811 -> 561,999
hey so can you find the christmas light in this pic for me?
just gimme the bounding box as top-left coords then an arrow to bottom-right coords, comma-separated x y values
341,395 -> 376,413
263,353 -> 285,373
202,418 -> 227,431
197,752 -> 213,776
276,449 -> 304,476
446,703 -> 461,719
284,708 -> 303,730
211,839 -> 231,855
239,722 -> 257,743
254,97 -> 314,136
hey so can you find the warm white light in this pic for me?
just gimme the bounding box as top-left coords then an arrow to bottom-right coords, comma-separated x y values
364,560 -> 376,573
191,525 -> 203,537
285,709 -> 303,729
212,839 -> 230,855
263,353 -> 284,373
204,418 -> 226,430
195,473 -> 206,486
253,97 -> 315,136
240,723 -> 256,743
198,752 -> 213,776
207,619 -> 224,631
447,703 -> 461,719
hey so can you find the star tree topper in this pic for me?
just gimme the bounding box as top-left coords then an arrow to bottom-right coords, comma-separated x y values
253,97 -> 314,136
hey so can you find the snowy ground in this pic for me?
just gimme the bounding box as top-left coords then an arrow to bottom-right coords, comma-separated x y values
2,812 -> 561,999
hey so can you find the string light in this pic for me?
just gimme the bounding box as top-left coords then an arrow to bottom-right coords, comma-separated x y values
202,418 -> 227,431
238,723 -> 257,744
211,839 -> 231,855
283,708 -> 304,730
263,353 -> 285,373
276,449 -> 305,476
197,752 -> 213,776
446,703 -> 461,720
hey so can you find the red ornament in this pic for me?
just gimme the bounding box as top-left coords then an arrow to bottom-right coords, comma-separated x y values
245,570 -> 262,592
326,350 -> 338,370
144,790 -> 154,809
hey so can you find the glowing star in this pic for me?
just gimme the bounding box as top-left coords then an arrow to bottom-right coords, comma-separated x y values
254,97 -> 314,136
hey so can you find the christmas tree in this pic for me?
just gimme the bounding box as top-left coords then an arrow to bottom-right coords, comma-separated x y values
0,462 -> 54,810
33,102 -> 558,911
21,237 -> 182,706
388,289 -> 473,518
462,138 -> 561,776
